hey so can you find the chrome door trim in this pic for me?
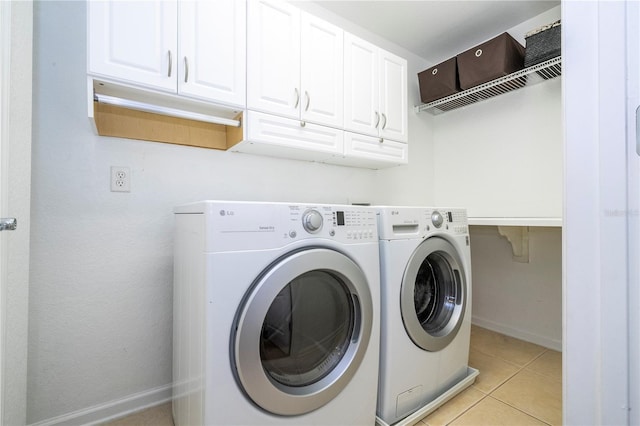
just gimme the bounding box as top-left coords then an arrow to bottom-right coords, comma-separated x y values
232,248 -> 373,416
400,237 -> 467,352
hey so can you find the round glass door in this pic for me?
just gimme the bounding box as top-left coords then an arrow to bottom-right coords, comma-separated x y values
401,237 -> 466,352
233,248 -> 372,416
261,270 -> 353,387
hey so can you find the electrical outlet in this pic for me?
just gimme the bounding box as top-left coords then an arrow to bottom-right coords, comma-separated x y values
110,166 -> 131,192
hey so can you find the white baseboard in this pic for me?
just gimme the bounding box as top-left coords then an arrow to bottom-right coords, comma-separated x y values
472,316 -> 562,352
28,384 -> 172,426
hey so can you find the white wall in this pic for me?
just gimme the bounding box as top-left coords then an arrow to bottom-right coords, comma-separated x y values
428,6 -> 564,359
432,6 -> 563,219
469,226 -> 562,351
27,1 -> 434,423
432,79 -> 562,218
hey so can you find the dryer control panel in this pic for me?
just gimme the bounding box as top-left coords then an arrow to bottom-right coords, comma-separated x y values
175,201 -> 378,252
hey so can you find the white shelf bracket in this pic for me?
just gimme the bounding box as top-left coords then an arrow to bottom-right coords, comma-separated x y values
497,226 -> 530,263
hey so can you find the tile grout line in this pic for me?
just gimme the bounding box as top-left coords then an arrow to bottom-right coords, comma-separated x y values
484,395 -> 554,426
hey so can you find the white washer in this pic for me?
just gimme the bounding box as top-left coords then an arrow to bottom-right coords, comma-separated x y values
376,207 -> 475,425
172,200 -> 380,426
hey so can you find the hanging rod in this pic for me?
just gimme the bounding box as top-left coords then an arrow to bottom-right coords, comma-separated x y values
93,93 -> 242,127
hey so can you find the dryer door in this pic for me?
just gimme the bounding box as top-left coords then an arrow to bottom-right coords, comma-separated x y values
401,237 -> 467,352
233,248 -> 373,416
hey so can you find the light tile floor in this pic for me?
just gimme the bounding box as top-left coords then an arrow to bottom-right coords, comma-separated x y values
420,325 -> 562,426
104,326 -> 562,426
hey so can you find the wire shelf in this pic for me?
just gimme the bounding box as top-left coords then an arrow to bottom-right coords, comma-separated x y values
414,56 -> 562,115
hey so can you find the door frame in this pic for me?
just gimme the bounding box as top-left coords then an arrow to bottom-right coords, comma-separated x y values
0,2 -> 33,425
563,1 -> 635,424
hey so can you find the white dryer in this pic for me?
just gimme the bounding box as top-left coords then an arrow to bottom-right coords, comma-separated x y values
375,207 -> 477,426
172,201 -> 380,426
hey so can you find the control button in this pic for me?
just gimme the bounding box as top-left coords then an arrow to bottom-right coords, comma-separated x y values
329,229 -> 335,237
302,209 -> 323,233
289,230 -> 297,238
431,211 -> 444,228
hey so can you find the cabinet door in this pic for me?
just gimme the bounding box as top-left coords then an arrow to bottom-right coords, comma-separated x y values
300,12 -> 343,128
344,131 -> 408,167
379,49 -> 408,142
247,0 -> 300,118
235,111 -> 343,161
88,0 -> 177,92
344,33 -> 379,137
178,0 -> 246,107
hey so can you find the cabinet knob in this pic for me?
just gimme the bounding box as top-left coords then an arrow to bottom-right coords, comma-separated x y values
167,50 -> 172,77
300,121 -> 306,127
184,57 -> 189,83
305,91 -> 310,111
374,111 -> 380,129
381,113 -> 387,130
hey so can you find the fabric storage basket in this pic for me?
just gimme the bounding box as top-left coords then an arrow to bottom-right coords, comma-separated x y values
418,57 -> 460,104
524,21 -> 561,67
456,32 -> 525,90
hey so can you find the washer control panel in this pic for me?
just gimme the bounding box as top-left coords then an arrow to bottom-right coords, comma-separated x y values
191,201 -> 379,251
376,206 -> 468,240
431,211 -> 444,228
288,204 -> 377,242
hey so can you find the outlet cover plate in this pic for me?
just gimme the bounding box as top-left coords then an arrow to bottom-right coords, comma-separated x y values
110,166 -> 131,192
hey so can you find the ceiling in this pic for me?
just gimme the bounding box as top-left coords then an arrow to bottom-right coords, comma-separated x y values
312,1 -> 560,64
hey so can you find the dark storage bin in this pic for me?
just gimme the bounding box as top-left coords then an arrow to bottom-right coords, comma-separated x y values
524,21 -> 561,67
456,32 -> 525,90
418,57 -> 460,104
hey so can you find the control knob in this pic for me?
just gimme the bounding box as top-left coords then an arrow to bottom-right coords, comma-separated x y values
431,211 -> 444,228
302,209 -> 323,233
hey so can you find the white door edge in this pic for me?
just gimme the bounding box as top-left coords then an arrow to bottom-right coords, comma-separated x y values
1,2 -> 33,424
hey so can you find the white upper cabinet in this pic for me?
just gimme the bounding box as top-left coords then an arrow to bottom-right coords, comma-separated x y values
88,0 -> 246,108
379,50 -> 408,142
88,1 -> 178,92
247,0 -> 343,128
344,33 -> 408,143
299,12 -> 344,128
178,1 -> 246,106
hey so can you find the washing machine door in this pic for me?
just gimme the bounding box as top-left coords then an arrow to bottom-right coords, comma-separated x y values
401,236 -> 467,352
233,247 -> 373,416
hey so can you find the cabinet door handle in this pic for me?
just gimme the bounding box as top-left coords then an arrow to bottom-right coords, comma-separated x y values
167,50 -> 173,77
294,88 -> 300,109
305,91 -> 310,111
381,113 -> 387,130
374,111 -> 380,129
184,57 -> 189,83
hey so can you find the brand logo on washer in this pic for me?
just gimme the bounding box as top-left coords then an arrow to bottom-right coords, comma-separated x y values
219,210 -> 234,216
391,210 -> 399,215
